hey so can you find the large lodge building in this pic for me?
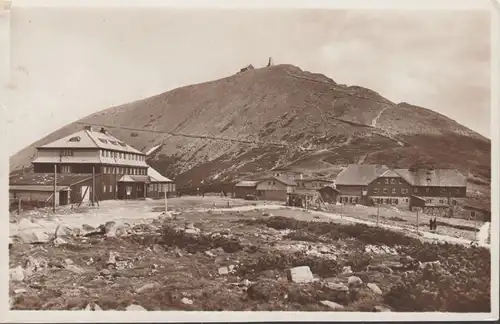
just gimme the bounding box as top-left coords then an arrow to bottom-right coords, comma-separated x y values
9,126 -> 175,206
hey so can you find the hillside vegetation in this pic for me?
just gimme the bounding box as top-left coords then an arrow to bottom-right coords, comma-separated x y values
9,64 -> 490,192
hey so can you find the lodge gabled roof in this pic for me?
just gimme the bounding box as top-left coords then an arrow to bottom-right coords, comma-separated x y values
38,127 -> 144,155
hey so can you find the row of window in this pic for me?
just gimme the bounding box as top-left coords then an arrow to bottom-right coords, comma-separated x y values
101,150 -> 145,161
372,187 -> 461,195
373,188 -> 409,195
379,178 -> 403,185
373,198 -> 409,205
103,166 -> 147,175
103,185 -> 118,193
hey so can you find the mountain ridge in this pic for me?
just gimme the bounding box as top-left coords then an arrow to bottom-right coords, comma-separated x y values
9,64 -> 491,193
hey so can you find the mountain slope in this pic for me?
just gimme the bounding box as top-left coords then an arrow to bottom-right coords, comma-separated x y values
9,64 -> 490,191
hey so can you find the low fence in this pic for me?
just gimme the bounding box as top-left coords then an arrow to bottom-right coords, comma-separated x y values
9,198 -> 51,213
308,202 -> 482,242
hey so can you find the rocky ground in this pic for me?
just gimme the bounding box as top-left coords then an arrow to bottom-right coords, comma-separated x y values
8,198 -> 491,312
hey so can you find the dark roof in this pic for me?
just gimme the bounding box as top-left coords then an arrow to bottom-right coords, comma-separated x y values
257,176 -> 297,186
235,181 -> 259,188
9,172 -> 93,187
319,184 -> 340,192
335,164 -> 389,186
394,169 -> 466,187
463,201 -> 491,212
296,178 -> 334,183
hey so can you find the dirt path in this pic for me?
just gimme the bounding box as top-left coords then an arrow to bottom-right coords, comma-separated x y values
371,106 -> 390,128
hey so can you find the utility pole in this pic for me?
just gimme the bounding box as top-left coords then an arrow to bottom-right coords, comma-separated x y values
416,208 -> 419,233
474,212 -> 477,241
376,204 -> 380,226
164,183 -> 168,214
53,164 -> 57,213
92,166 -> 95,207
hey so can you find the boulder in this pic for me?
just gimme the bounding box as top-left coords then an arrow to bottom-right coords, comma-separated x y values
323,282 -> 349,292
126,304 -> 147,311
135,282 -> 161,294
320,300 -> 345,311
15,229 -> 51,244
374,305 -> 392,312
53,237 -> 67,247
9,266 -> 25,282
218,267 -> 229,275
287,266 -> 314,283
181,297 -> 193,305
65,264 -> 85,275
342,266 -> 353,275
367,283 -> 383,295
347,276 -> 363,288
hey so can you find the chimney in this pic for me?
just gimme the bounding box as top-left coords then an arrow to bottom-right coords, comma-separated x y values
100,127 -> 107,134
83,125 -> 93,131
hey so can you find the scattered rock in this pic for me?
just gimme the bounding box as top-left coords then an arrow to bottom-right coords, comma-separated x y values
374,305 -> 392,312
52,237 -> 67,247
135,282 -> 161,294
106,251 -> 118,268
366,264 -> 393,274
287,266 -> 314,283
320,300 -> 345,311
126,304 -> 147,311
218,267 -> 229,275
15,229 -> 50,244
184,228 -> 200,235
367,283 -> 382,295
181,297 -> 193,305
64,259 -> 74,266
24,256 -> 48,276
262,212 -> 273,217
347,276 -> 363,288
204,251 -> 216,258
419,260 -> 441,270
100,269 -> 111,276
14,288 -> 27,294
342,266 -> 353,275
65,264 -> 85,275
323,282 -> 349,292
239,279 -> 252,287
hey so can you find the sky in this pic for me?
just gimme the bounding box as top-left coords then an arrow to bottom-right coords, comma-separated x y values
2,4 -> 492,156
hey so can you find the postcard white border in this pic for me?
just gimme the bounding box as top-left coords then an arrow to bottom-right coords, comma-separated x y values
1,0 -> 498,322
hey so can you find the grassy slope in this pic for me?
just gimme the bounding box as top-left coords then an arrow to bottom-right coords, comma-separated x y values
9,64 -> 491,193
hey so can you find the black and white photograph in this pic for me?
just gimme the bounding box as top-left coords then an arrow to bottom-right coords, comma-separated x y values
2,0 -> 499,322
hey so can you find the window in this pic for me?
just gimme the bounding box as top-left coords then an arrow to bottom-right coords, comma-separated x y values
61,149 -> 73,156
456,189 -> 460,194
103,185 -> 107,193
392,199 -> 398,205
440,188 -> 447,193
401,189 -> 408,194
391,188 -> 396,194
101,150 -> 104,156
426,199 -> 432,203
425,188 -> 430,193
383,188 -> 388,194
405,198 -> 409,203
390,179 -> 396,184
61,165 -> 71,173
115,185 -> 118,192
109,185 -> 112,192
414,188 -> 419,193
385,179 -> 389,184
471,211 -> 476,218
452,200 -> 457,205
439,199 -> 445,204
373,188 -> 379,194
398,179 -> 403,184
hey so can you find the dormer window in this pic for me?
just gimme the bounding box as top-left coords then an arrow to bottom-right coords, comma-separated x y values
98,138 -> 108,144
68,136 -> 81,142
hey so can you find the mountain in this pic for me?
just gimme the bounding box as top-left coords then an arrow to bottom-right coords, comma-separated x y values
9,64 -> 491,194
